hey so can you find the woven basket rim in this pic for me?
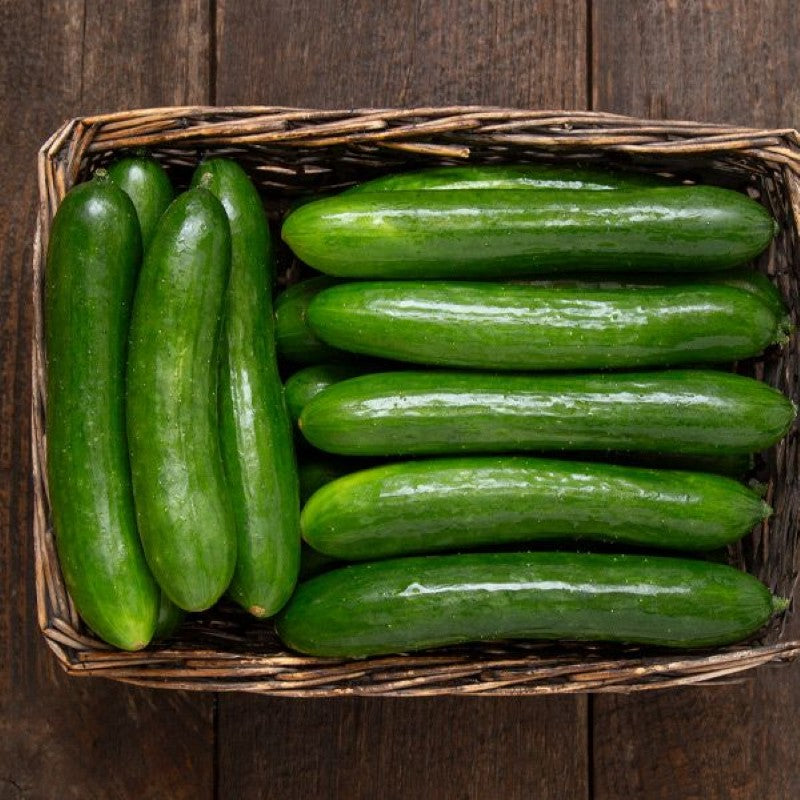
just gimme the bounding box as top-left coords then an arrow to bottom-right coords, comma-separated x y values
31,105 -> 800,695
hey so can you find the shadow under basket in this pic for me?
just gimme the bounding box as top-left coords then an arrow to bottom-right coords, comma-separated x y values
32,106 -> 800,695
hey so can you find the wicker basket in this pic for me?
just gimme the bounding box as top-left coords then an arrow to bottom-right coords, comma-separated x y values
32,106 -> 800,695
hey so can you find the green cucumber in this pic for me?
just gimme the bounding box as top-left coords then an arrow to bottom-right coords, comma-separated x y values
192,158 -> 300,618
45,174 -> 158,650
275,277 -> 340,364
285,363 -> 372,423
281,186 -> 776,279
276,551 -> 786,657
346,164 -> 670,193
286,371 -> 753,477
308,281 -> 783,371
108,156 -> 174,249
513,268 -> 791,335
299,369 -> 795,457
153,592 -> 186,641
127,186 -> 236,611
301,456 -> 770,560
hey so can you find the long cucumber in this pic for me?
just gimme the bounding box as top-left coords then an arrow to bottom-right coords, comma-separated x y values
192,159 -> 300,618
45,174 -> 159,649
307,281 -> 785,370
276,551 -> 786,657
299,369 -> 795,457
281,186 -> 776,278
301,456 -> 770,560
127,186 -> 236,611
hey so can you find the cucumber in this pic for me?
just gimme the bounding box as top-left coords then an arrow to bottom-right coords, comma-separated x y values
345,164 -> 669,193
513,268 -> 790,333
276,551 -> 786,657
127,186 -> 236,612
153,592 -> 185,641
281,186 -> 776,279
275,277 -> 340,364
299,369 -> 795,457
192,159 -> 300,618
301,456 -> 770,560
285,369 -> 752,477
45,174 -> 158,650
308,281 -> 784,371
285,363 -> 372,423
108,156 -> 174,249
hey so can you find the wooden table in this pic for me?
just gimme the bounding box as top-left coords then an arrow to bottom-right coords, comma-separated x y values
2,2 -> 799,797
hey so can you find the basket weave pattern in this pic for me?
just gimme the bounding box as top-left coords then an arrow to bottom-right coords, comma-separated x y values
32,107 -> 800,695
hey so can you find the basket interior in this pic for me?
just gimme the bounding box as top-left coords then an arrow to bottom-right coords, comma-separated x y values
34,112 -> 800,689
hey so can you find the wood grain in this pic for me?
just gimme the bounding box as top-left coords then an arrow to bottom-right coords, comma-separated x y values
216,0 -> 588,108
0,2 -> 214,797
218,696 -> 588,800
591,2 -> 800,797
592,0 -> 800,126
593,667 -> 800,800
214,2 -> 590,799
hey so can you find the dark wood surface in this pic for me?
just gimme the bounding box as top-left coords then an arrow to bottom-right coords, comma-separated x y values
1,1 -> 798,798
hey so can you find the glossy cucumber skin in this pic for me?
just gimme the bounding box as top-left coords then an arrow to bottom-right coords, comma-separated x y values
301,456 -> 770,560
274,277 -> 340,363
276,551 -> 781,657
107,157 -> 174,249
281,187 -> 776,279
127,187 -> 236,611
299,369 -> 795,457
45,176 -> 158,650
513,268 -> 790,333
345,164 -> 669,193
192,159 -> 300,618
285,363 -> 372,423
308,281 -> 782,371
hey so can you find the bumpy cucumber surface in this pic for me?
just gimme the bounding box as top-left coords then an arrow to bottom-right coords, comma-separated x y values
308,281 -> 783,370
276,551 -> 785,657
301,456 -> 770,560
281,186 -> 776,279
192,159 -> 300,618
275,277 -> 341,364
108,156 -> 174,249
45,175 -> 158,650
127,187 -> 236,612
299,369 -> 795,457
346,164 -> 669,193
513,268 -> 791,334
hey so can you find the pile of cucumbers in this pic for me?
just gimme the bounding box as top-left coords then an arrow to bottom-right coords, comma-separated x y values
46,156 -> 298,650
45,158 -> 795,659
275,165 -> 794,658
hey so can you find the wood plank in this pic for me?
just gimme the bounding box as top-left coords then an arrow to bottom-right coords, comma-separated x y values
216,0 -> 588,109
215,2 -> 589,799
592,0 -> 800,126
593,665 -> 800,800
219,696 -> 587,800
0,2 -> 214,797
592,2 -> 800,797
